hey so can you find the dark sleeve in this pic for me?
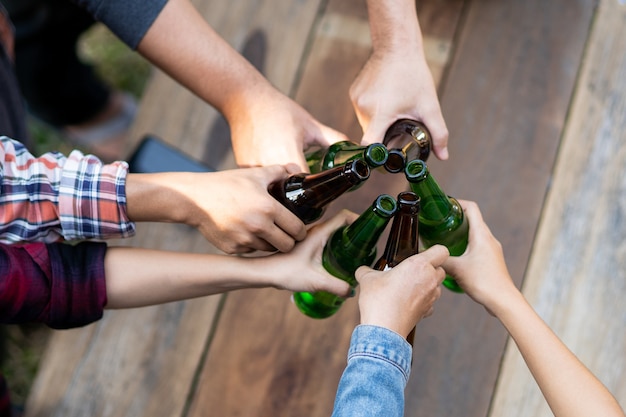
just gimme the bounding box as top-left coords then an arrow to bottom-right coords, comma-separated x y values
0,241 -> 108,329
71,0 -> 169,49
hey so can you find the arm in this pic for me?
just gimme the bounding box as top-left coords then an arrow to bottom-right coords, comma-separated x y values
0,136 -> 134,243
443,201 -> 626,417
351,0 -> 449,160
124,165 -> 307,254
1,211 -> 354,327
0,241 -> 107,328
1,134 -> 306,253
331,246 -> 448,417
103,209 -> 355,308
133,0 -> 348,171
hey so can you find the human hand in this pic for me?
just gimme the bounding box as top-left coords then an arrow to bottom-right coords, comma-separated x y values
355,245 -> 449,338
260,209 -> 359,297
349,49 -> 449,160
226,86 -> 349,172
126,166 -> 308,254
442,200 -> 520,313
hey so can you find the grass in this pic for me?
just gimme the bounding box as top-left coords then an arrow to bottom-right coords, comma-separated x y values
0,22 -> 152,407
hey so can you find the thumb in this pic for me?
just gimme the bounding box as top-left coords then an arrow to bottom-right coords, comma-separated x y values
361,117 -> 393,146
314,124 -> 350,148
263,164 -> 292,183
318,272 -> 353,298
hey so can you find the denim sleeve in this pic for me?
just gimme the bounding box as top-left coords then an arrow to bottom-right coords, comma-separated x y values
72,0 -> 168,49
331,325 -> 412,417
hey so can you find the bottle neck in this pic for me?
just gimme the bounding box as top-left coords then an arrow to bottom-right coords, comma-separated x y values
298,158 -> 370,208
338,194 -> 397,256
405,160 -> 453,221
376,193 -> 420,269
306,141 -> 388,173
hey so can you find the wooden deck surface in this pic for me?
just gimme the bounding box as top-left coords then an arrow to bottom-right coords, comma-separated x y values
24,0 -> 626,416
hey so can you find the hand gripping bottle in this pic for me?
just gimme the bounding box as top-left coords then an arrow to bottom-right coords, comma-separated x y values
404,159 -> 466,293
293,194 -> 398,318
373,191 -> 421,345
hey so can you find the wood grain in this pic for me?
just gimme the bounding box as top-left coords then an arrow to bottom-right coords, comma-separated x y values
401,1 -> 596,415
490,0 -> 626,414
186,1 -> 466,416
23,0 -> 326,416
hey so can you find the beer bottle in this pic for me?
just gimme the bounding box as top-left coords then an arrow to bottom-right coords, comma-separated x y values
383,148 -> 406,174
293,194 -> 398,318
305,141 -> 389,174
268,158 -> 370,225
373,191 -> 421,345
383,119 -> 431,173
404,159 -> 466,293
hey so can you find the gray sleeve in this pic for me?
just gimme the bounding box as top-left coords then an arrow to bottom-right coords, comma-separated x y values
72,0 -> 169,49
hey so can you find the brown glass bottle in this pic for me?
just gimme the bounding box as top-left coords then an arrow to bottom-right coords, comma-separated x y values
373,191 -> 421,346
268,158 -> 370,225
382,119 -> 431,173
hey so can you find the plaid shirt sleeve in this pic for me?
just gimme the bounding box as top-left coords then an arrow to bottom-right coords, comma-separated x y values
0,136 -> 136,243
0,241 -> 108,329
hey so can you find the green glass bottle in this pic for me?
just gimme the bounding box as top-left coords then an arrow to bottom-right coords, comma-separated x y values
383,119 -> 431,173
268,158 -> 370,225
404,159 -> 467,293
293,194 -> 398,318
373,191 -> 421,345
305,141 -> 389,174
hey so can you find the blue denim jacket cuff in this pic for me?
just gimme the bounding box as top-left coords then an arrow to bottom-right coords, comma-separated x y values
349,324 -> 412,382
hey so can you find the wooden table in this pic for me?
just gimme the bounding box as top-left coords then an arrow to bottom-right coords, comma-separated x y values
24,0 -> 626,416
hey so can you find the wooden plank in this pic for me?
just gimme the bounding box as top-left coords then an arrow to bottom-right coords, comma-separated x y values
490,0 -> 626,414
403,1 -> 598,416
23,1 -> 326,416
186,1 -> 466,416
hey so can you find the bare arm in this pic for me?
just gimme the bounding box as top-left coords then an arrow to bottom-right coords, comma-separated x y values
136,0 -> 348,170
124,166 -> 307,254
351,0 -> 448,159
104,210 -> 357,309
444,201 -> 625,417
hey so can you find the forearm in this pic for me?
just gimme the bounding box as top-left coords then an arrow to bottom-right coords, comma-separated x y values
492,292 -> 625,417
124,172 -> 192,224
103,247 -> 275,309
0,136 -> 134,242
332,325 -> 410,417
365,0 -> 423,53
136,0 -> 275,121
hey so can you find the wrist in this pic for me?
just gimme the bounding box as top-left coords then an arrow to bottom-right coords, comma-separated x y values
125,172 -> 193,224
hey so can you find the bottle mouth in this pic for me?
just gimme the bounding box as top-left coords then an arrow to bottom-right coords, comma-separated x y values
349,158 -> 371,180
373,194 -> 398,217
397,191 -> 420,211
383,148 -> 406,173
404,159 -> 428,180
365,143 -> 389,167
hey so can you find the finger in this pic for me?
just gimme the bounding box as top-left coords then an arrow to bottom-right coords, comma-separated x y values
355,265 -> 376,285
284,163 -> 303,175
314,124 -> 350,148
361,117 -> 394,146
318,274 -> 352,298
272,206 -> 308,242
426,120 -> 449,161
416,245 -> 450,268
262,164 -> 291,183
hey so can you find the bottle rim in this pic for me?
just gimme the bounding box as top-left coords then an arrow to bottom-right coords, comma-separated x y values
404,159 -> 428,181
373,194 -> 398,217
